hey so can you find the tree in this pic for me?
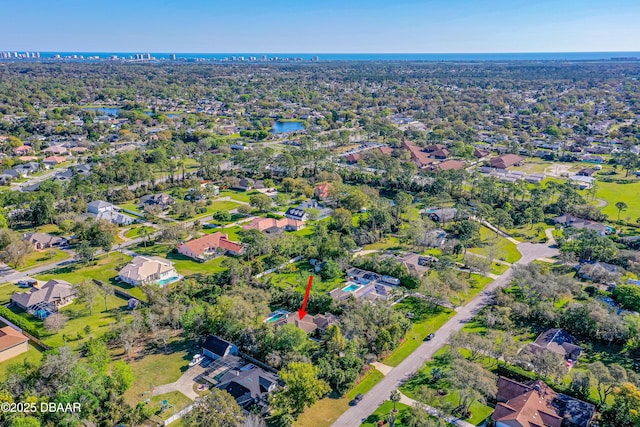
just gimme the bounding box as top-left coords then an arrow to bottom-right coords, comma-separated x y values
76,280 -> 99,315
111,360 -> 134,393
0,240 -> 33,268
330,208 -> 352,232
588,361 -> 628,405
615,201 -> 628,222
447,357 -> 496,417
76,240 -> 97,264
249,193 -> 273,212
602,382 -> 640,427
184,388 -> 244,427
319,260 -> 342,281
44,313 -> 68,333
99,284 -> 115,311
271,362 -> 330,415
390,389 -> 401,412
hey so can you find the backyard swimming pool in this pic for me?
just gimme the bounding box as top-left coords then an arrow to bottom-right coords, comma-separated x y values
342,283 -> 362,293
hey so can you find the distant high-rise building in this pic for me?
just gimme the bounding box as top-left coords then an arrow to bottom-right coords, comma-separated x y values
261,55 -> 267,61
35,52 -> 40,58
169,54 -> 176,60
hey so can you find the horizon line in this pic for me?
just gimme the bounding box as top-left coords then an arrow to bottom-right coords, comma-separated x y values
2,50 -> 640,55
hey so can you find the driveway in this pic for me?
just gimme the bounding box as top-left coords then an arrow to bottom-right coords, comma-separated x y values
331,236 -> 559,426
152,364 -> 206,400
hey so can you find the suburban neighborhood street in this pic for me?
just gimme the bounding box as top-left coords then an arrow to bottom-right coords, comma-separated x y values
331,238 -> 559,427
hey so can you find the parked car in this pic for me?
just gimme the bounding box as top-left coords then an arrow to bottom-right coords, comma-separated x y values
424,333 -> 435,341
349,393 -> 363,406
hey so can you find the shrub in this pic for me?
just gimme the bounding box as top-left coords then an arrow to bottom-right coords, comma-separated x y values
0,306 -> 42,338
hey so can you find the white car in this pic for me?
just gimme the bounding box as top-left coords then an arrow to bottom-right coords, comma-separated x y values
189,354 -> 203,367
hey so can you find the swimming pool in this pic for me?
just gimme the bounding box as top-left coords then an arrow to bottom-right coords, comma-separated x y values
157,276 -> 180,286
342,283 -> 362,293
264,309 -> 290,323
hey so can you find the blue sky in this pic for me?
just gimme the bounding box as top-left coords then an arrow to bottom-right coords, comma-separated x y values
2,0 -> 639,53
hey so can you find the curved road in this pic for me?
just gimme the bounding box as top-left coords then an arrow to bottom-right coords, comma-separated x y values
331,240 -> 559,427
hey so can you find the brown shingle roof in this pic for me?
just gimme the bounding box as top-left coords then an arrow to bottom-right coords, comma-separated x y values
0,326 -> 28,352
178,232 -> 243,256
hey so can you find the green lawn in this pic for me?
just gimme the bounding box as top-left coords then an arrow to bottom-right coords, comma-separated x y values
587,180 -> 640,222
265,261 -> 344,295
119,203 -> 144,214
506,222 -> 550,243
401,347 -> 494,426
202,225 -> 243,241
0,345 -> 43,380
18,249 -> 70,271
360,401 -> 412,427
0,282 -> 25,304
133,244 -> 227,277
7,291 -> 132,349
36,252 -> 132,284
468,226 -> 521,264
294,367 -> 384,427
147,391 -> 193,422
125,226 -> 154,239
170,201 -> 241,221
383,300 -> 454,367
450,274 -> 494,306
363,236 -> 403,251
35,252 -> 147,300
218,189 -> 257,203
123,337 -> 194,407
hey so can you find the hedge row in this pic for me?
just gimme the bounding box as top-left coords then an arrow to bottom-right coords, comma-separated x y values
0,306 -> 42,338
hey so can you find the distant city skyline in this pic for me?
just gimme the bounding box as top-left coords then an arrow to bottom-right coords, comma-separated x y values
2,0 -> 639,53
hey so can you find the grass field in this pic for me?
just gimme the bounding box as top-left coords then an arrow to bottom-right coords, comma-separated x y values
123,338 -> 193,407
362,236 -> 403,251
170,201 -> 241,221
360,401 -> 412,427
265,261 -> 344,295
294,367 -> 384,427
218,189 -> 257,203
125,226 -> 155,239
147,391 -> 193,423
18,249 -> 70,271
506,221 -> 550,243
36,252 -> 132,284
383,299 -> 454,367
134,244 -> 226,276
0,345 -> 43,380
588,180 -> 640,222
119,203 -> 144,214
468,226 -> 521,264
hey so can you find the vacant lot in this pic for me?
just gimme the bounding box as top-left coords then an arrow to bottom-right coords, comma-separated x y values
294,367 -> 384,427
468,226 -> 521,264
134,243 -> 226,276
589,180 -> 640,222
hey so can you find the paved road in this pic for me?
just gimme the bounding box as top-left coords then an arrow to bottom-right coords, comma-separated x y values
331,240 -> 558,427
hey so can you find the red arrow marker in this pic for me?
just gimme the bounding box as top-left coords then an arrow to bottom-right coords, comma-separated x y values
298,275 -> 314,319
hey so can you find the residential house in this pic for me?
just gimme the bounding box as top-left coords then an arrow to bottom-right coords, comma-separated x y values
139,193 -> 175,210
243,217 -> 305,233
378,146 -> 394,156
69,146 -> 89,154
345,153 -> 361,164
13,145 -> 33,156
526,329 -> 582,361
267,310 -> 339,335
490,154 -> 525,170
201,334 -> 239,360
427,208 -> 458,223
216,366 -> 278,411
492,376 -> 595,427
569,175 -> 595,189
425,229 -> 447,247
577,262 -> 623,283
87,200 -> 115,215
117,256 -> 180,287
436,159 -> 465,171
576,168 -> 595,177
430,148 -> 449,159
23,232 -> 68,250
11,279 -> 76,319
13,162 -> 40,177
177,232 -> 244,261
43,156 -> 66,166
0,326 -> 29,363
402,140 -> 437,168
314,183 -> 333,201
42,146 -> 68,155
553,214 -> 610,236
285,207 -> 308,222
96,210 -> 136,226
474,147 -> 490,158
233,178 -> 254,191
400,253 -> 437,276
